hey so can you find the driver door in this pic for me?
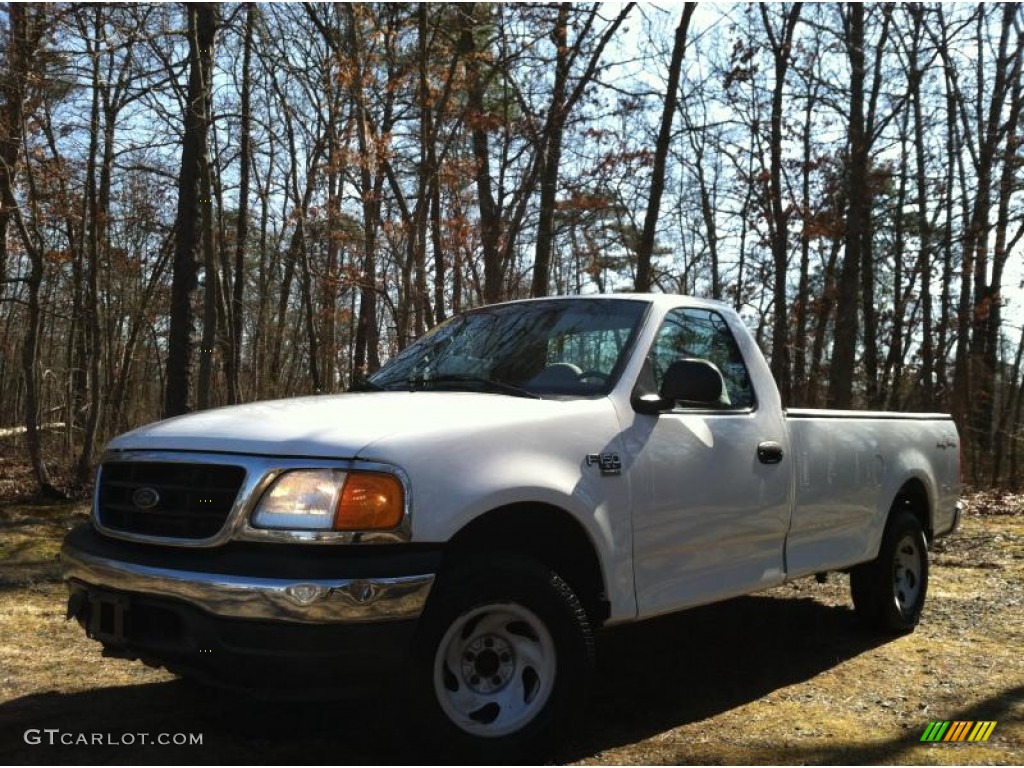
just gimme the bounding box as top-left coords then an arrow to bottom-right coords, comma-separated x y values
625,306 -> 791,617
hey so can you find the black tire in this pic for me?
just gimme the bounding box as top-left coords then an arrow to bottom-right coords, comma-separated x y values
850,510 -> 929,633
409,557 -> 594,761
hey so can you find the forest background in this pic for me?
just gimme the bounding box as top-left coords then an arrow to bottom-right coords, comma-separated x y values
1,2 -> 1023,497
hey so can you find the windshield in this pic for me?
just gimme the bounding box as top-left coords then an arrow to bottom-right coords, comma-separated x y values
367,299 -> 648,398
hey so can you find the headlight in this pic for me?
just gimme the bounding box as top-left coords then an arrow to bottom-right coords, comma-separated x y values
250,469 -> 344,530
251,469 -> 404,532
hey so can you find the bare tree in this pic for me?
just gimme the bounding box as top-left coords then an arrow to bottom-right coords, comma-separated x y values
758,2 -> 801,403
635,4 -> 696,293
828,3 -> 867,409
166,3 -> 217,417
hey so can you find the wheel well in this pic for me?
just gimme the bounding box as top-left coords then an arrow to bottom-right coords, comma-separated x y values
892,479 -> 931,540
442,503 -> 609,626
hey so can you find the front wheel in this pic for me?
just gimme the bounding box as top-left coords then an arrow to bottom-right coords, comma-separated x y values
411,558 -> 593,760
850,510 -> 929,633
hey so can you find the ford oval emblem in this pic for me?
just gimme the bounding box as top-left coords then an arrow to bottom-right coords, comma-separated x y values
131,486 -> 160,510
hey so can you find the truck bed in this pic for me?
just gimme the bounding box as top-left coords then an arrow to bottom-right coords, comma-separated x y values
783,408 -> 960,578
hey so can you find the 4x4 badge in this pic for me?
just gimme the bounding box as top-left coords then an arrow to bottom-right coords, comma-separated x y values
586,453 -> 622,476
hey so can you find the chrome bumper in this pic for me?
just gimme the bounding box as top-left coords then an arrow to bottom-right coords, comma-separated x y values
61,541 -> 435,625
936,500 -> 963,538
951,500 -> 963,534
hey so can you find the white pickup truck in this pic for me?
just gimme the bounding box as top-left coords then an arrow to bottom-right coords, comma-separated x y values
62,294 -> 960,756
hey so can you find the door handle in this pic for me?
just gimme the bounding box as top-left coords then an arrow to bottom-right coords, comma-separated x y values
757,441 -> 784,464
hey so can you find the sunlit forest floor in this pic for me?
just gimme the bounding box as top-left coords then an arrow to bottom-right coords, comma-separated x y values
0,485 -> 1020,765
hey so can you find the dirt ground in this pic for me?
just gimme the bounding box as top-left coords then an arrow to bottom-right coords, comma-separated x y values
0,492 -> 1021,765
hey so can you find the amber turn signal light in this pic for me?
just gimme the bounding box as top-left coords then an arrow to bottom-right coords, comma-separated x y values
334,472 -> 404,530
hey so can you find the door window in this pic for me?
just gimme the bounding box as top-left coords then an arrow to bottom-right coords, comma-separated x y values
646,307 -> 755,409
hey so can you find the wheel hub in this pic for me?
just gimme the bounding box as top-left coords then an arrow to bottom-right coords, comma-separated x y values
893,533 -> 922,610
433,601 -> 558,737
461,634 -> 515,693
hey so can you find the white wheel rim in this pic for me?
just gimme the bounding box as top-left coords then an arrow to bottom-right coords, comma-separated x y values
433,602 -> 556,738
893,533 -> 923,613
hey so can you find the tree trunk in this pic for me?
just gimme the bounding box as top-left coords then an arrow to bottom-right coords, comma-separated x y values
809,237 -> 841,406
908,6 -> 935,409
346,6 -> 382,375
196,147 -> 219,410
794,79 -> 815,406
881,109 -> 910,409
532,4 -> 572,298
635,4 -> 695,293
73,6 -> 102,482
828,3 -> 866,409
228,2 -> 254,404
759,3 -> 801,404
993,325 -> 1024,485
165,3 -> 217,417
4,7 -> 58,495
0,6 -> 34,289
76,31 -> 117,483
20,228 -> 58,495
935,21 -> 959,405
456,5 -> 504,304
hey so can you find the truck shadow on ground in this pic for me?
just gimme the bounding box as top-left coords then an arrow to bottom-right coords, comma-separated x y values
0,594 -> 905,765
564,593 -> 890,761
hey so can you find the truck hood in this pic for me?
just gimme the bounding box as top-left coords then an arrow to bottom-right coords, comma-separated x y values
106,392 -> 596,459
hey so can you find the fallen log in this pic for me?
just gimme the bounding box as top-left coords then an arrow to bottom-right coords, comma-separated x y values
0,422 -> 67,439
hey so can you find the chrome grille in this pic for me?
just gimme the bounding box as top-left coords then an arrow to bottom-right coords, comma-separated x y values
97,462 -> 245,540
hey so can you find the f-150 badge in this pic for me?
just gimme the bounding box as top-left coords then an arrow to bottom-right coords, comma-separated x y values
586,452 -> 622,476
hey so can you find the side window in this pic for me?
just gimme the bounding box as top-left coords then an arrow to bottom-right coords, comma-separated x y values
647,308 -> 755,410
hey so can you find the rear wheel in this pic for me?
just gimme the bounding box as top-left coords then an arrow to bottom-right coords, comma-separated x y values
851,510 -> 929,632
411,558 -> 593,760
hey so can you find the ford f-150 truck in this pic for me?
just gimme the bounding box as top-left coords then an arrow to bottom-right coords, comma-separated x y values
62,294 -> 960,756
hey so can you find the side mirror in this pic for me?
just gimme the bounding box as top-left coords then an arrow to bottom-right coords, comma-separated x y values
631,392 -> 671,415
631,358 -> 724,415
660,359 -> 723,405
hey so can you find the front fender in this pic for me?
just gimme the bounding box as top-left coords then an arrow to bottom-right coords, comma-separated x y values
360,400 -> 636,622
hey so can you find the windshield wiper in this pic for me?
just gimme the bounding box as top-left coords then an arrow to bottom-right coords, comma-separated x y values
395,375 -> 541,399
349,378 -> 385,392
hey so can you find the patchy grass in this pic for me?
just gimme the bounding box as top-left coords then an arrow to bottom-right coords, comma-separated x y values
0,503 -> 88,589
0,495 -> 1020,765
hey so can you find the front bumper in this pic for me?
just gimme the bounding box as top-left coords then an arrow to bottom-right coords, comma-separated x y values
61,524 -> 439,695
62,536 -> 434,625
